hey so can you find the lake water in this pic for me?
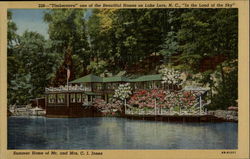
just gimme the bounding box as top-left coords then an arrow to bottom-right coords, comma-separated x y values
8,116 -> 237,149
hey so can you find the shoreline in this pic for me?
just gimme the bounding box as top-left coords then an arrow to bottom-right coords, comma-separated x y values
8,114 -> 238,123
121,114 -> 238,123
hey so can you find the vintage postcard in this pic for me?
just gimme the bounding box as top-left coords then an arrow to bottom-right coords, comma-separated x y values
0,1 -> 249,159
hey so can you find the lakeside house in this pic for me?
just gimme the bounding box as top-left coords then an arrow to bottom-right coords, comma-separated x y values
45,74 -> 209,117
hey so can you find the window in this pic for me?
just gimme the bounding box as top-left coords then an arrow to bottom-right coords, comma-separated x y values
70,94 -> 76,103
155,81 -> 161,89
82,94 -> 87,102
76,93 -> 81,103
106,83 -> 112,89
48,94 -> 56,103
113,83 -> 118,89
145,82 -> 150,89
148,82 -> 153,89
57,94 -> 65,103
93,83 -> 103,90
82,83 -> 91,91
86,84 -> 91,91
134,83 -> 138,89
138,83 -> 144,89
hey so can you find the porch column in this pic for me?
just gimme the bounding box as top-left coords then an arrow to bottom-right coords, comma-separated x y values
67,93 -> 69,107
199,95 -> 202,115
90,83 -> 93,92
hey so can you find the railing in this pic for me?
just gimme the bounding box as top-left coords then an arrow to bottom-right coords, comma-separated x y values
45,85 -> 91,92
125,106 -> 208,116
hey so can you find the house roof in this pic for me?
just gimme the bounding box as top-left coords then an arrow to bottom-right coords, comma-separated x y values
103,76 -> 129,82
69,74 -> 103,83
70,74 -> 163,84
129,74 -> 162,82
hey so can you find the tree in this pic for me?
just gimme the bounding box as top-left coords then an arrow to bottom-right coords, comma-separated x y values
159,67 -> 185,88
158,9 -> 238,109
87,9 -> 118,74
175,9 -> 238,109
44,9 -> 90,85
7,8 -> 238,110
7,10 -> 20,105
8,31 -> 57,105
87,9 -> 175,73
7,10 -> 18,86
113,83 -> 132,101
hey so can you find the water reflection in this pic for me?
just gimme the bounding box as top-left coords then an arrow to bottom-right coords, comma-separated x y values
8,117 -> 237,149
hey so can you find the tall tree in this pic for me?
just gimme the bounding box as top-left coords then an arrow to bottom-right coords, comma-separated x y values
164,9 -> 238,71
87,9 -> 176,74
7,10 -> 22,105
8,31 -> 57,105
159,9 -> 238,109
44,9 -> 89,85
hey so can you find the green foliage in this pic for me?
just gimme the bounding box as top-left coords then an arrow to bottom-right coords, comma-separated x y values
7,11 -> 17,46
173,106 -> 180,112
44,9 -> 90,84
159,9 -> 238,110
208,60 -> 238,110
44,9 -> 89,51
87,60 -> 108,75
87,9 -> 175,71
7,9 -> 238,110
8,30 -> 58,105
160,9 -> 238,72
160,31 -> 179,63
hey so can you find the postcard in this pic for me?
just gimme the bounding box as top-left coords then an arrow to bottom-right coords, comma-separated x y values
0,1 -> 249,159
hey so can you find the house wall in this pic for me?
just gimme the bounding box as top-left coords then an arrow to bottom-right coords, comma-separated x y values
46,105 -> 102,117
45,92 -> 103,117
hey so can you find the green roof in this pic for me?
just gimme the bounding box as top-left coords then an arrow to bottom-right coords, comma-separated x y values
129,74 -> 162,82
69,74 -> 163,84
69,74 -> 103,83
103,76 -> 129,82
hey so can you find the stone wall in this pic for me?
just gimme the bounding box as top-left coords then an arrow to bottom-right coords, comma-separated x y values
208,110 -> 238,121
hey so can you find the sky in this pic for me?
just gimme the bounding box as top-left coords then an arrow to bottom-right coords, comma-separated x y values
10,9 -> 49,39
9,9 -> 93,40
